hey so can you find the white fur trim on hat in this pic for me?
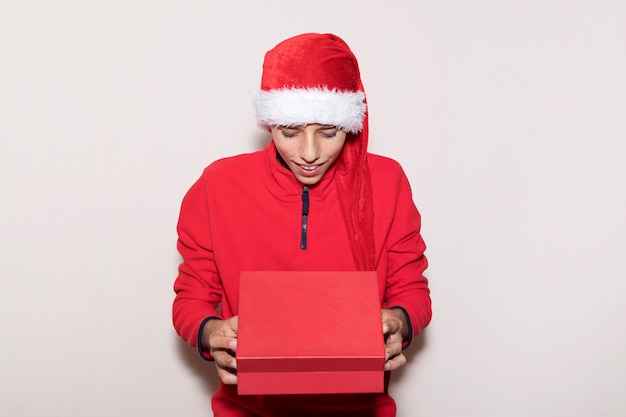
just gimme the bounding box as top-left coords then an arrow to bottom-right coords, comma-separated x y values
252,87 -> 366,133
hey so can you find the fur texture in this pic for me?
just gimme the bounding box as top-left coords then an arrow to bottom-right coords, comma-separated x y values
252,87 -> 366,133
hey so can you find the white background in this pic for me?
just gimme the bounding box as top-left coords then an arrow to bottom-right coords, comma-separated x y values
1,1 -> 625,416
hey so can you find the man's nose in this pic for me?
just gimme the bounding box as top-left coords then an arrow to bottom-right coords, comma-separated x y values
299,135 -> 320,163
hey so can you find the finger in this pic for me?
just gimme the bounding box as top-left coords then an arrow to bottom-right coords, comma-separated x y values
385,329 -> 403,346
216,364 -> 238,385
387,318 -> 402,334
385,333 -> 403,360
214,348 -> 238,385
384,352 -> 407,371
381,311 -> 391,334
229,315 -> 239,332
210,333 -> 238,351
212,349 -> 237,370
381,313 -> 402,336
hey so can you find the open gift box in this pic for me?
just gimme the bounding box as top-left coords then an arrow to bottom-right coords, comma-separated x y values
237,271 -> 385,395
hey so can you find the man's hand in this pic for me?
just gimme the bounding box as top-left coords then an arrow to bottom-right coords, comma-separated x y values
381,309 -> 408,371
202,316 -> 239,384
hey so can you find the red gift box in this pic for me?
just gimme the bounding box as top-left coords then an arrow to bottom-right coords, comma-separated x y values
237,271 -> 385,395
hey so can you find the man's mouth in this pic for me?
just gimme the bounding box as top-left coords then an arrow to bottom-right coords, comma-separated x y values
296,163 -> 324,175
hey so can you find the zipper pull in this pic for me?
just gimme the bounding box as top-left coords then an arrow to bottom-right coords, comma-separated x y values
301,186 -> 309,250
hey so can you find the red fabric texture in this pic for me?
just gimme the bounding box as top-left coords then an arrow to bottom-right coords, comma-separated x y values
172,142 -> 431,416
336,87 -> 375,271
260,33 -> 361,93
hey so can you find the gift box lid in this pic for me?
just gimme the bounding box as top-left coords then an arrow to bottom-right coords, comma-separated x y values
237,271 -> 385,394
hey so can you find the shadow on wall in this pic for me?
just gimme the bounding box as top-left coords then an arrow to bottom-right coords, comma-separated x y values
390,330 -> 429,385
175,335 -> 221,394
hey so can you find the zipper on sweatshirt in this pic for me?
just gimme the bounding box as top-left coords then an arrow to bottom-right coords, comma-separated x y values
300,186 -> 309,250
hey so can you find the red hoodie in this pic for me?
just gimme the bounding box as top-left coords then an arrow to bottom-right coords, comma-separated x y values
173,141 -> 431,416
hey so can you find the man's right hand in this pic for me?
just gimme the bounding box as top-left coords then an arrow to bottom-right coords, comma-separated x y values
202,316 -> 239,384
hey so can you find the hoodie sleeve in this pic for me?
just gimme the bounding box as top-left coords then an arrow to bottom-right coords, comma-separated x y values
382,164 -> 432,347
172,172 -> 223,359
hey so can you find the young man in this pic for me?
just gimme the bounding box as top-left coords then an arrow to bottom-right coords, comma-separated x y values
173,33 -> 432,416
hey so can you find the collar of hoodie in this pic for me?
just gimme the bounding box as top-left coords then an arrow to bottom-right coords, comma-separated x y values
263,141 -> 339,203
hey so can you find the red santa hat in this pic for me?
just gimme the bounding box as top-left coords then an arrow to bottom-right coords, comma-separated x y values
253,33 -> 366,133
253,33 -> 375,271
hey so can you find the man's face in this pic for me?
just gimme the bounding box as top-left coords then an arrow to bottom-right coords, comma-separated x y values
271,124 -> 347,185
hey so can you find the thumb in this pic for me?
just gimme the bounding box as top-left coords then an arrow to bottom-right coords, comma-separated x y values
230,315 -> 239,332
382,322 -> 390,335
